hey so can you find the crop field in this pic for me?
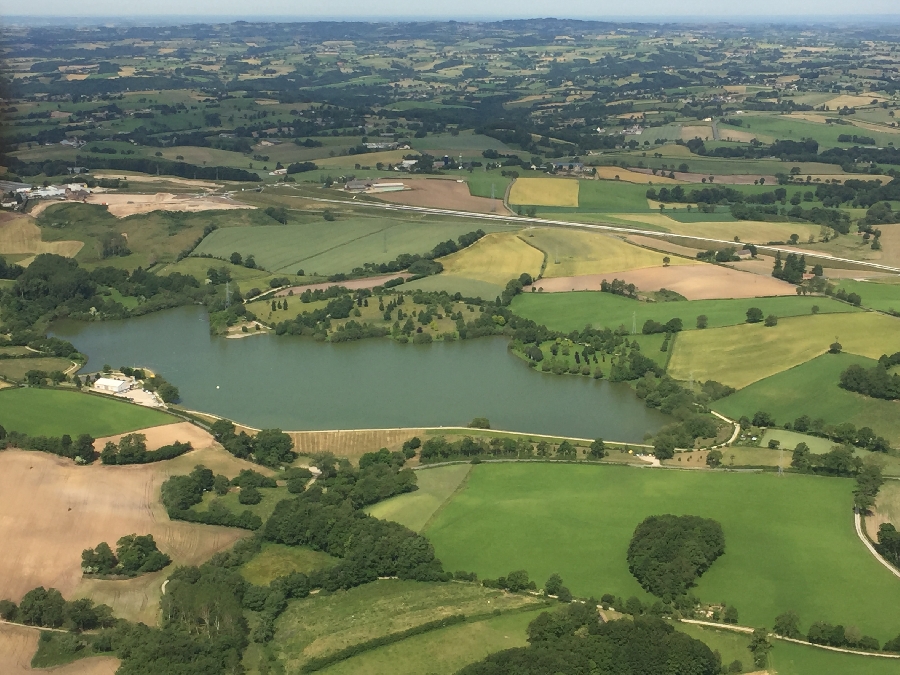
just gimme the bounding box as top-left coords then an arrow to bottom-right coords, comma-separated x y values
0,448 -> 251,615
373,178 -> 510,214
615,213 -> 823,244
713,353 -> 900,443
285,428 -> 427,464
0,388 -> 176,437
0,213 -> 83,259
271,579 -> 545,672
311,608 -> 547,675
240,543 -> 337,586
193,215 -> 517,275
592,166 -> 681,184
511,292 -> 858,335
531,263 -> 797,299
464,171 -> 513,199
0,623 -> 119,674
436,232 -> 544,285
155,256 -> 301,288
576,180 -> 655,212
367,464 -> 471,531
509,177 -> 580,207
668,312 -> 900,389
423,463 -> 900,640
525,228 -> 694,278
0,356 -> 74,381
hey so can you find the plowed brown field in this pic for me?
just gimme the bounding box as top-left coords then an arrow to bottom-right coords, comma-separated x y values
374,179 -> 512,214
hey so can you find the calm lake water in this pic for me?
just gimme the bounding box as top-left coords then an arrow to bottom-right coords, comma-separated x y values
51,306 -> 666,441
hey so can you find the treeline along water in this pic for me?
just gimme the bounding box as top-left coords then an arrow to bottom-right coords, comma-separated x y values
51,306 -> 666,441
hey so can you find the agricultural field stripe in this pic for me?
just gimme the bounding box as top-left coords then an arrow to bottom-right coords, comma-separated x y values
297,194 -> 900,275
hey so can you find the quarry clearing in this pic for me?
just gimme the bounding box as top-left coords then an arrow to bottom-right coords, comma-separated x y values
371,178 -> 512,214
0,623 -> 119,674
0,444 -> 260,619
84,192 -> 254,218
91,173 -> 221,189
528,263 -> 797,299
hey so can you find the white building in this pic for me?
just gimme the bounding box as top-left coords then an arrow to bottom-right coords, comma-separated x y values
94,377 -> 130,394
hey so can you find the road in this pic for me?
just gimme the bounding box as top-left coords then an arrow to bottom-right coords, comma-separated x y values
854,510 -> 900,580
294,192 -> 900,275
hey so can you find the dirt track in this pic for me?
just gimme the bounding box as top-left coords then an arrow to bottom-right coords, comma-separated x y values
0,445 -> 259,616
84,192 -> 254,218
529,264 -> 796,300
0,623 -> 119,674
371,179 -> 512,214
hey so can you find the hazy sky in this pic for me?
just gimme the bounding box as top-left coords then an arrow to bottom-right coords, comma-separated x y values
6,0 -> 900,19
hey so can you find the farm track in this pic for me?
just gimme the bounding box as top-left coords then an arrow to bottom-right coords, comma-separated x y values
854,511 -> 900,581
295,193 -> 900,275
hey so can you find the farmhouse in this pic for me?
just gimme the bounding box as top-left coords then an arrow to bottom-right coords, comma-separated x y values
93,377 -> 130,394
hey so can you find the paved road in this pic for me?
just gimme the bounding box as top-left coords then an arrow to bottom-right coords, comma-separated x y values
295,192 -> 900,275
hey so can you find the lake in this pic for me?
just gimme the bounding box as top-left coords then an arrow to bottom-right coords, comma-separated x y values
51,306 -> 666,441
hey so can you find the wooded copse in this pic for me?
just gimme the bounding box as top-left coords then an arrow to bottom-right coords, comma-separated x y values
82,534 -> 171,577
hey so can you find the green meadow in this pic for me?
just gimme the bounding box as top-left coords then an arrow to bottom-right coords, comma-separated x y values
837,278 -> 900,314
423,463 -> 900,640
0,387 -> 176,437
510,291 -> 858,334
713,353 -> 900,443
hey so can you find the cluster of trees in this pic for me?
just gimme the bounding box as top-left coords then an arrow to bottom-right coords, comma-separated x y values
0,427 -> 96,463
311,451 -> 418,508
877,523 -> 900,569
790,443 -> 884,510
642,317 -> 683,334
599,278 -> 638,299
348,229 -> 485,280
627,515 -> 726,601
263,482 -> 448,590
100,433 -> 191,465
650,415 -> 720,460
749,411 -> 891,453
0,587 -> 114,632
839,352 -> 900,400
71,154 -> 261,182
775,609 -> 891,652
209,419 -> 297,468
82,534 -> 171,577
161,465 -> 263,530
458,609 -> 719,675
418,434 -> 606,462
772,251 -> 807,284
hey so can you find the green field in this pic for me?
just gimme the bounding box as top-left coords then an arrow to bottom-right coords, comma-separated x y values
0,356 -> 73,382
194,214 -> 516,275
314,608 -> 546,675
0,387 -> 176,437
837,278 -> 900,314
511,291 -> 858,334
422,463 -> 900,640
197,485 -> 291,522
713,353 -> 900,443
271,579 -> 545,672
240,543 -> 337,586
668,312 -> 900,389
577,180 -> 653,213
366,464 -> 472,531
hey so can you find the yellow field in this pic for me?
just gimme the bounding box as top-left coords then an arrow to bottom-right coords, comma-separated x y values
825,94 -> 887,109
680,125 -> 714,141
789,112 -> 830,124
634,215 -> 821,244
526,227 -> 696,278
0,215 -> 83,257
285,428 -> 428,464
592,166 -> 681,185
440,231 -> 544,285
508,177 -> 580,207
669,312 -> 900,389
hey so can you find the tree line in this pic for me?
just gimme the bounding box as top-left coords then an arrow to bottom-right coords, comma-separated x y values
839,352 -> 900,401
100,433 -> 192,465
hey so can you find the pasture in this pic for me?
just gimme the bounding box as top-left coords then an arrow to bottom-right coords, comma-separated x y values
526,228 -> 694,278
193,214 -> 516,275
508,177 -> 580,207
310,609 -> 546,675
668,312 -> 900,389
0,212 -> 83,259
367,464 -> 472,531
0,388 -> 176,437
713,353 -> 900,443
240,543 -> 337,586
837,278 -> 900,314
511,292 -> 858,335
577,180 -> 653,212
423,463 -> 900,640
271,579 -> 544,672
0,356 -> 74,382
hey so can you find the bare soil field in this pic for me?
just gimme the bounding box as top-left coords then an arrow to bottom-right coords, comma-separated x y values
84,192 -> 254,218
286,428 -> 428,464
91,173 -> 220,189
529,263 -> 796,299
372,179 -> 511,214
0,447 -> 257,617
0,213 -> 83,257
94,421 -> 216,451
0,623 -> 119,674
274,273 -> 413,297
